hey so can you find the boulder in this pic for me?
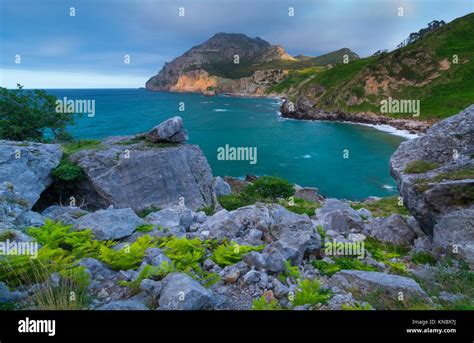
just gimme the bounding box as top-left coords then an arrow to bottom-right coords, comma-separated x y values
75,208 -> 145,240
294,185 -> 324,203
213,176 -> 232,197
142,248 -> 172,267
366,214 -> 417,246
159,273 -> 214,310
329,270 -> 429,301
0,140 -> 62,208
76,258 -> 116,282
432,208 -> 474,265
145,205 -> 194,230
199,203 -> 321,263
316,199 -> 365,234
69,136 -> 215,211
145,116 -> 188,143
390,105 -> 474,234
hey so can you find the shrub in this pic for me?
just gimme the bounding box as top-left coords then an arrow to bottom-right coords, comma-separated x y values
404,160 -> 439,174
312,257 -> 376,276
410,251 -> 437,265
0,85 -> 74,142
99,235 -> 157,270
211,242 -> 263,267
293,279 -> 332,307
252,296 -> 282,310
26,219 -> 115,259
119,262 -> 174,295
137,206 -> 161,218
218,194 -> 255,211
243,176 -> 295,200
159,237 -> 207,275
51,161 -> 84,183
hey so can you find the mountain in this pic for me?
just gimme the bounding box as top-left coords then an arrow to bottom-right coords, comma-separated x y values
274,13 -> 474,120
146,33 -> 359,95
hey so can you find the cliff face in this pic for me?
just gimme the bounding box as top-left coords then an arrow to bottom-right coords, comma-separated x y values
146,33 -> 294,95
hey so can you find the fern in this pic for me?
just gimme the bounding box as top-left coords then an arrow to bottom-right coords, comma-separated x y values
211,242 -> 264,267
98,235 -> 157,270
293,279 -> 332,307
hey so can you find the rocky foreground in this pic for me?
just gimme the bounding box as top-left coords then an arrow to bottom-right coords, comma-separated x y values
0,109 -> 473,310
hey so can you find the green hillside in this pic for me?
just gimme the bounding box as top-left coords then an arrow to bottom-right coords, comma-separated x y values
269,13 -> 474,119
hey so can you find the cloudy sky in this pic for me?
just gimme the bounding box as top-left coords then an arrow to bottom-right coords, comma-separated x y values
0,0 -> 472,88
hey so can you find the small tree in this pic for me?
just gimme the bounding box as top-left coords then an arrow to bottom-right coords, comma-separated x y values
0,85 -> 74,142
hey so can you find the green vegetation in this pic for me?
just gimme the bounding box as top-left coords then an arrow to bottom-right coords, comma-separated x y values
98,235 -> 157,270
350,196 -> 410,217
137,206 -> 161,218
312,257 -> 377,276
293,279 -> 332,307
341,302 -> 373,310
410,251 -> 437,266
404,160 -> 440,174
364,238 -> 409,274
242,176 -> 294,200
217,194 -> 254,211
119,262 -> 174,295
135,224 -> 155,233
211,242 -> 263,267
61,139 -> 102,155
0,85 -> 74,142
252,295 -> 282,310
51,160 -> 85,185
281,197 -> 322,216
431,167 -> 474,182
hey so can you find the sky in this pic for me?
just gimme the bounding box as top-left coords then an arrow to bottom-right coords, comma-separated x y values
0,0 -> 472,88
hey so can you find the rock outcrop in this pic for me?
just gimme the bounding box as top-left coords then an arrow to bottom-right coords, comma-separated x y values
68,132 -> 215,212
0,140 -> 62,208
145,116 -> 188,143
390,105 -> 474,264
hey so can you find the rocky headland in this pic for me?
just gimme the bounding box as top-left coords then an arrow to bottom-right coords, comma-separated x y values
1,107 -> 473,311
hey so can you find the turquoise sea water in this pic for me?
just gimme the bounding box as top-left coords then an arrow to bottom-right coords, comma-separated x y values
48,89 -> 405,200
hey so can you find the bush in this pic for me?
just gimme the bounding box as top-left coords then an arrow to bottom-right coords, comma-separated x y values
252,296 -> 282,310
312,257 -> 376,276
293,279 -> 332,307
218,194 -> 255,211
243,176 -> 295,200
99,235 -> 157,270
0,85 -> 74,142
51,161 -> 84,183
211,242 -> 263,267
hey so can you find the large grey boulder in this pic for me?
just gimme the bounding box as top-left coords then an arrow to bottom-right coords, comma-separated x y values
42,205 -> 88,225
366,214 -> 417,246
0,140 -> 62,208
316,199 -> 365,234
159,273 -> 214,310
432,208 -> 474,265
75,208 -> 145,240
145,116 -> 188,143
145,205 -> 194,230
69,136 -> 214,211
390,105 -> 474,234
329,270 -> 429,301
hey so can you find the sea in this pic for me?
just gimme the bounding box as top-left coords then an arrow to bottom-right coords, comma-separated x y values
48,88 -> 407,200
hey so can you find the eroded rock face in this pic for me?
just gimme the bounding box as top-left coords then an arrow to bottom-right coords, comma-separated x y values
69,135 -> 215,212
390,105 -> 474,263
0,140 -> 62,208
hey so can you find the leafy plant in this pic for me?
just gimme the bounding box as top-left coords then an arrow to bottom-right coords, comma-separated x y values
119,261 -> 174,295
341,302 -> 373,310
211,242 -> 263,267
293,279 -> 332,307
252,296 -> 282,310
159,237 -> 207,275
312,257 -> 376,276
99,235 -> 157,270
410,251 -> 437,266
135,224 -> 155,233
0,85 -> 74,142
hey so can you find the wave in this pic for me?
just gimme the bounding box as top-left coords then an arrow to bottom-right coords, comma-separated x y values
213,108 -> 229,112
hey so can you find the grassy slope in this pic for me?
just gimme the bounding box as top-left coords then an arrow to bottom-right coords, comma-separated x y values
269,13 -> 474,119
195,48 -> 359,79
